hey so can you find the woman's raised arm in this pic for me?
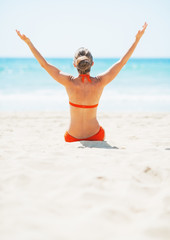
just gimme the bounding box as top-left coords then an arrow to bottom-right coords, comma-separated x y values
97,22 -> 148,87
16,30 -> 71,86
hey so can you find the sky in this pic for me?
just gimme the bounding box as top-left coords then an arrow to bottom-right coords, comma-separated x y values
0,0 -> 170,58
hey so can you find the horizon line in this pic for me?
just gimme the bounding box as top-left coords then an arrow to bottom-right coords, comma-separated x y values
0,56 -> 170,59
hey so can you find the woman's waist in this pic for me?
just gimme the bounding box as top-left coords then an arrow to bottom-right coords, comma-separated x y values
70,108 -> 97,119
68,119 -> 100,139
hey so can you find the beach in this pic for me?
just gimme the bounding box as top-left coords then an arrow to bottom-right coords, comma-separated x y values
1,0 -> 170,238
0,111 -> 170,240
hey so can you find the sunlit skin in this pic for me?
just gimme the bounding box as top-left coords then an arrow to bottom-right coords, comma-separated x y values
16,22 -> 148,139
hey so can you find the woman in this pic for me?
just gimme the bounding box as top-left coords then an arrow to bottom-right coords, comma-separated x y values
16,22 -> 148,142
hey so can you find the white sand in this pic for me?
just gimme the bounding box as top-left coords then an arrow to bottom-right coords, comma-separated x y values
0,112 -> 170,240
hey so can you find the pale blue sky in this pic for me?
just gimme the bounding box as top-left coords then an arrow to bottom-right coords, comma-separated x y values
0,0 -> 170,58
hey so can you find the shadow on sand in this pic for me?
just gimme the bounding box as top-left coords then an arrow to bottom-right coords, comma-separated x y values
78,141 -> 119,149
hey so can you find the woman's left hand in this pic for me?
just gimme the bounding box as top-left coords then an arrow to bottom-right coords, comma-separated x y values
136,22 -> 148,40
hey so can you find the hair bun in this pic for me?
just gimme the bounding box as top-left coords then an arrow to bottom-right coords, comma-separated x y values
74,47 -> 93,74
77,59 -> 91,71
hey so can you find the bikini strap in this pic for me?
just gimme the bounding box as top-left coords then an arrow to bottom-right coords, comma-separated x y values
79,74 -> 92,83
69,101 -> 98,108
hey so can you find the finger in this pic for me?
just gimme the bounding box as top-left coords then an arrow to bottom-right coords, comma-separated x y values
143,23 -> 148,31
142,23 -> 146,29
142,22 -> 146,27
17,32 -> 23,38
17,31 -> 22,37
143,22 -> 148,29
141,23 -> 147,33
18,31 -> 22,36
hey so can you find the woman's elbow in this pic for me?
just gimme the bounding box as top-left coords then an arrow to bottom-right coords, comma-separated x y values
40,61 -> 48,68
120,58 -> 127,67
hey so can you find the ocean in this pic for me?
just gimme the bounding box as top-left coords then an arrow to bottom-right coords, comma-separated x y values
0,58 -> 170,112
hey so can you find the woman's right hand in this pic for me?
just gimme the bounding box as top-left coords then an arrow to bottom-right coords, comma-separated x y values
16,30 -> 30,44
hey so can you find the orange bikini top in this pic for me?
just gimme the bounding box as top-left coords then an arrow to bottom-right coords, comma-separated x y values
69,74 -> 99,109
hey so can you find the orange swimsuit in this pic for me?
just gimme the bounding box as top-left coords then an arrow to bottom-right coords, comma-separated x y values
64,126 -> 105,142
65,74 -> 105,142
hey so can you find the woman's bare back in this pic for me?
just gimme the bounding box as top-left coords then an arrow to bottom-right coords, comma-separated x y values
65,75 -> 104,138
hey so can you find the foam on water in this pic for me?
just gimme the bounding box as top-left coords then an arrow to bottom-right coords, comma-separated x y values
0,58 -> 170,112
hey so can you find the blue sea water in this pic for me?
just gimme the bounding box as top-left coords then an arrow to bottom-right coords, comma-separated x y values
0,58 -> 170,112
